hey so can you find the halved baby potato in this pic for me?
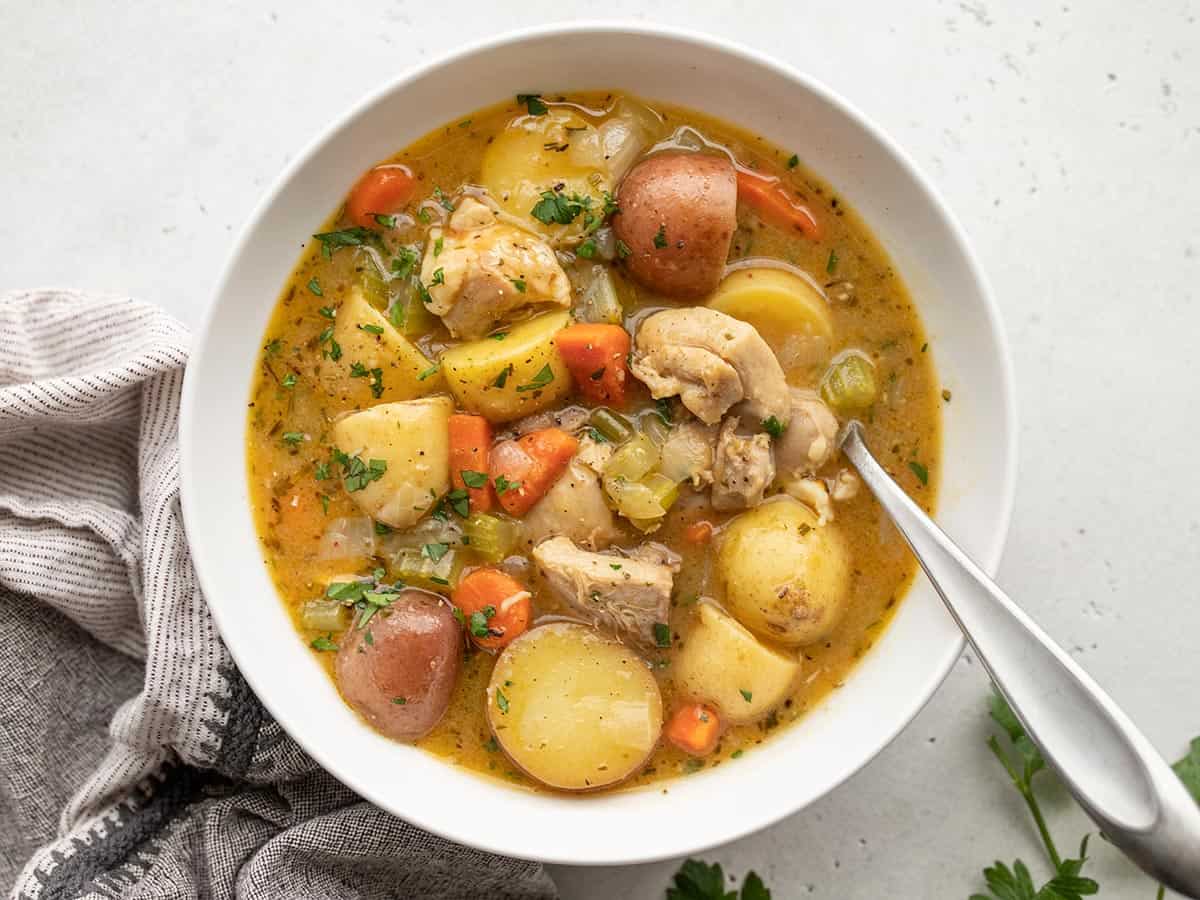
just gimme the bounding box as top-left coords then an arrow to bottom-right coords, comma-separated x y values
672,602 -> 800,725
717,496 -> 852,646
439,311 -> 571,423
331,396 -> 452,528
486,622 -> 663,791
707,267 -> 833,354
324,286 -> 444,404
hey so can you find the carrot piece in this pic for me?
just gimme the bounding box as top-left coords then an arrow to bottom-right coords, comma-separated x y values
555,323 -> 632,407
489,427 -> 579,516
449,414 -> 494,513
735,170 -> 821,240
347,165 -> 417,230
665,703 -> 722,756
452,567 -> 532,650
683,520 -> 714,545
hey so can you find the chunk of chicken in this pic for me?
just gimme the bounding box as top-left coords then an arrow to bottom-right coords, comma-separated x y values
420,198 -> 571,339
830,469 -> 861,502
711,417 -> 775,511
521,458 -> 618,551
774,388 -> 839,478
780,470 -> 861,524
575,433 -> 614,474
659,419 -> 717,487
532,536 -> 678,648
630,308 -> 789,425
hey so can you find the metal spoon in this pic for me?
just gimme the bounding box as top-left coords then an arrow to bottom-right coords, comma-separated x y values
839,420 -> 1200,897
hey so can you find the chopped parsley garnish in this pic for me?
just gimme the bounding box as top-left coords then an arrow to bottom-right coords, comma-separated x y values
610,563 -> 622,570
787,153 -> 800,168
666,860 -> 769,900
490,331 -> 508,341
417,207 -> 432,224
616,239 -> 632,259
587,427 -> 608,443
374,522 -> 392,536
314,461 -> 330,481
739,688 -> 753,702
826,249 -> 839,274
391,247 -> 418,278
433,236 -> 444,257
281,431 -> 304,447
653,623 -> 671,648
416,280 -> 433,304
731,749 -> 744,759
655,397 -> 673,425
373,213 -> 397,229
909,460 -> 929,485
495,686 -> 510,713
318,305 -> 336,319
460,470 -> 488,489
391,696 -> 407,705
589,367 -> 605,381
653,224 -> 668,248
761,416 -> 787,438
431,267 -> 445,286
357,323 -> 384,335
307,277 -> 323,296
492,364 -> 513,389
469,605 -> 496,638
516,93 -> 548,115
576,239 -> 597,259
422,542 -> 449,563
281,373 -> 297,389
494,475 -> 520,495
318,493 -> 330,514
429,575 -> 449,586
310,634 -> 338,651
446,488 -> 470,517
332,449 -> 387,492
530,190 -> 590,226
417,364 -> 440,381
509,277 -> 526,293
515,363 -> 554,393
313,226 -> 377,259
263,338 -> 283,356
433,186 -> 454,211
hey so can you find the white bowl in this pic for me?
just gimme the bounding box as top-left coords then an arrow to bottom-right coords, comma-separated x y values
180,22 -> 1016,865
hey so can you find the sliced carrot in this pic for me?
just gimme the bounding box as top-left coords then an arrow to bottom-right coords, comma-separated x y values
347,165 -> 417,230
683,520 -> 714,545
665,702 -> 722,756
452,567 -> 532,650
489,427 -> 579,517
735,170 -> 821,240
555,323 -> 632,407
449,414 -> 494,513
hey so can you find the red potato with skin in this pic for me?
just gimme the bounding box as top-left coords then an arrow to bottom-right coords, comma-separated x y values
334,590 -> 462,741
612,151 -> 737,299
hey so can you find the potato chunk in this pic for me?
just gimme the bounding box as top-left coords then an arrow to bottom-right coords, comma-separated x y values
672,602 -> 800,725
439,311 -> 571,422
331,397 -> 452,528
716,496 -> 852,646
487,622 -> 663,791
707,267 -> 833,352
323,286 -> 444,404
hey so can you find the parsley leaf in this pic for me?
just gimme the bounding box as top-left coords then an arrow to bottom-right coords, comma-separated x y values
314,461 -> 330,481
494,475 -> 520,495
666,859 -> 774,900
357,323 -> 384,335
373,213 -> 397,229
510,277 -> 526,293
433,186 -> 455,211
281,431 -> 304,447
577,239 -> 597,259
332,448 -> 387,492
530,190 -> 590,226
433,236 -> 443,257
281,373 -> 297,389
1173,737 -> 1200,802
909,460 -> 929,485
422,542 -> 449,563
492,364 -> 514,389
739,688 -> 753,702
313,226 -> 377,259
431,267 -> 445,286
516,363 -> 554,393
516,93 -> 548,115
307,276 -> 323,296
826,249 -> 839,274
653,223 -> 668,248
391,247 -> 418,278
495,686 -> 510,713
786,153 -> 799,169
616,239 -> 632,259
761,416 -> 786,438
653,622 -> 671,648
417,364 -> 440,381
310,634 -> 337,651
469,605 -> 496,638
460,470 -> 488,489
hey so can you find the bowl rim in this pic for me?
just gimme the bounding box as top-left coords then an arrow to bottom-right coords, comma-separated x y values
180,19 -> 1017,865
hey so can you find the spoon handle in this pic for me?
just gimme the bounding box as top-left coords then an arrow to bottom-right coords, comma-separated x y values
839,421 -> 1200,897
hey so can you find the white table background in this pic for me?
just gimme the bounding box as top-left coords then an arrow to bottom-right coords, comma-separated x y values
4,1 -> 1196,896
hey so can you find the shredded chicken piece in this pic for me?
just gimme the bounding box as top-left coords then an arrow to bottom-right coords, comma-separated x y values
574,434 -> 614,474
774,388 -> 839,478
711,417 -> 775,510
782,476 -> 834,525
521,459 -> 617,551
629,308 -> 789,424
532,536 -> 676,647
829,469 -> 860,502
419,197 -> 570,339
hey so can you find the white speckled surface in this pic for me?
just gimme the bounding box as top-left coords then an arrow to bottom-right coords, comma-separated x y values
4,1 -> 1197,896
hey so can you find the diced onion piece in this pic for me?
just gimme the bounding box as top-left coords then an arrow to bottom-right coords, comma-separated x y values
603,433 -> 660,483
317,517 -> 376,560
573,265 -> 624,324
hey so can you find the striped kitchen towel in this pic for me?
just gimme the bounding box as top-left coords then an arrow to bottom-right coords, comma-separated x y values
0,290 -> 556,900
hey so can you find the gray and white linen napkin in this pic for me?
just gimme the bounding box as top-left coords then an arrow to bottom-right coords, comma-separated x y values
0,289 -> 557,900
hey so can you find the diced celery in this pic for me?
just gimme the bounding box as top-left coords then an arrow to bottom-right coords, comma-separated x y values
300,599 -> 349,632
573,264 -> 623,324
462,513 -> 521,563
387,546 -> 467,592
388,278 -> 438,337
604,476 -> 666,520
603,433 -> 660,482
640,472 -> 679,511
359,258 -> 391,310
820,350 -> 878,412
588,407 -> 634,444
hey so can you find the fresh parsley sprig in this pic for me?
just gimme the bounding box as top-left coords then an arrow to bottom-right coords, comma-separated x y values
666,860 -> 770,900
